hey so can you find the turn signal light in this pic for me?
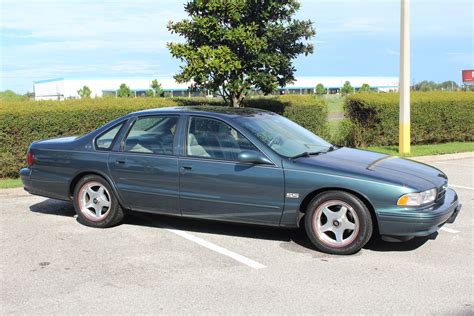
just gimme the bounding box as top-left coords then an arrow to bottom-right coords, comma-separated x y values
27,152 -> 35,166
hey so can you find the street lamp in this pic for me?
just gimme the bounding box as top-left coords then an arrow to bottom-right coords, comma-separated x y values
399,0 -> 410,154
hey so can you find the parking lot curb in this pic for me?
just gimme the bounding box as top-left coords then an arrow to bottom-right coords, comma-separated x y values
410,151 -> 473,163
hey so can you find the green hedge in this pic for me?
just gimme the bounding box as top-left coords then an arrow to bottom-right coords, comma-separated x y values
345,92 -> 474,147
0,95 -> 327,178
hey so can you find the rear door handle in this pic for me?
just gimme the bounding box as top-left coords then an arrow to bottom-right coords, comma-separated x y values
115,159 -> 126,165
182,166 -> 192,170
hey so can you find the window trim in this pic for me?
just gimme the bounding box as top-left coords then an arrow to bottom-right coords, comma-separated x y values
120,114 -> 180,156
184,115 -> 276,165
94,122 -> 126,151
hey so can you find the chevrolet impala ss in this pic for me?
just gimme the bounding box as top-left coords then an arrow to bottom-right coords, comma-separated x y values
20,106 -> 461,254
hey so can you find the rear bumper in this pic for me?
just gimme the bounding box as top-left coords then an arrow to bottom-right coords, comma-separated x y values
377,188 -> 461,237
20,167 -> 70,201
20,167 -> 33,192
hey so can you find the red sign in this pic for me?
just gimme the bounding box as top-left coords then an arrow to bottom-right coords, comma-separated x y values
462,70 -> 474,83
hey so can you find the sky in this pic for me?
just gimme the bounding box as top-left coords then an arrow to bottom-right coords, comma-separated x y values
0,0 -> 472,93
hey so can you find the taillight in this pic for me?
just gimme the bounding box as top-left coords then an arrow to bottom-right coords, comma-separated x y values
27,151 -> 35,166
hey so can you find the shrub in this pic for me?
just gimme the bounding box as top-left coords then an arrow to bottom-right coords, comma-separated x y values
331,119 -> 356,147
0,95 -> 328,178
345,92 -> 474,147
243,95 -> 329,139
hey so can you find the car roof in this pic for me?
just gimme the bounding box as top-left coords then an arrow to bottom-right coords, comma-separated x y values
132,106 -> 271,118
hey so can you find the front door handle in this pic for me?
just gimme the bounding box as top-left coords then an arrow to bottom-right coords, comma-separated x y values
182,165 -> 192,170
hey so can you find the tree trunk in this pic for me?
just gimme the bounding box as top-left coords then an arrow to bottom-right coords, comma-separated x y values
231,96 -> 240,108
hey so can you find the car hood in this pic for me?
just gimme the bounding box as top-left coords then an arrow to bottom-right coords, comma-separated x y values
290,147 -> 447,191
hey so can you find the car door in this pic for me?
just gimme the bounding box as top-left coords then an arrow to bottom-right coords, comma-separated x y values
179,115 -> 285,225
108,115 -> 181,215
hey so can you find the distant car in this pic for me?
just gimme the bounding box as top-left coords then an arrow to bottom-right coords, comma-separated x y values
20,106 -> 461,255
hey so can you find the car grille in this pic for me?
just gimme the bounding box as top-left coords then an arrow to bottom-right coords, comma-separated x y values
436,183 -> 448,203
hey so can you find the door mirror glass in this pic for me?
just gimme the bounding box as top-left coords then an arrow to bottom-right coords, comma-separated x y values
237,151 -> 272,165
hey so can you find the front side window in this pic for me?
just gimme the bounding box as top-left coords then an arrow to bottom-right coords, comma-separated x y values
124,116 -> 178,155
95,123 -> 124,150
187,116 -> 257,161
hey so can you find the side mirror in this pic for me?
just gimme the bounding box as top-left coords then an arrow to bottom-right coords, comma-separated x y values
237,151 -> 273,165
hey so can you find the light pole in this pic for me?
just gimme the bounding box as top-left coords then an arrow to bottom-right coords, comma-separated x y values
399,0 -> 410,154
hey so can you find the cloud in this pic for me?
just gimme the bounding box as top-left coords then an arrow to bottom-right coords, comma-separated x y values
0,0 -> 186,91
12,39 -> 171,53
1,1 -> 186,41
1,60 -> 164,88
1,0 -> 472,92
386,49 -> 400,56
445,52 -> 474,64
323,17 -> 398,34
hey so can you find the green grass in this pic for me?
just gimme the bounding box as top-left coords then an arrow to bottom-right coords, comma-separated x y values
328,120 -> 340,141
0,178 -> 22,189
364,142 -> 474,157
321,95 -> 345,114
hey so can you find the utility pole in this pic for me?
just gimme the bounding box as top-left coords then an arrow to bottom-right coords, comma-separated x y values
399,0 -> 410,154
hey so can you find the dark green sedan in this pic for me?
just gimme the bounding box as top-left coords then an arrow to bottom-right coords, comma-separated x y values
20,106 -> 461,255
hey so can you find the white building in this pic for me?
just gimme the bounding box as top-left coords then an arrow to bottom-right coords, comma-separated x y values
33,76 -> 399,100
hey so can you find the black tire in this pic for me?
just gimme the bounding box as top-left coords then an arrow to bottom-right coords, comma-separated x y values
72,175 -> 125,228
304,191 -> 373,255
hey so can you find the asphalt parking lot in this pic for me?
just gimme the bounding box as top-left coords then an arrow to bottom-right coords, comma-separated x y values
1,156 -> 473,314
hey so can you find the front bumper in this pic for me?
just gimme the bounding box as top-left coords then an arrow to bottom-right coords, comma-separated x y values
377,188 -> 461,237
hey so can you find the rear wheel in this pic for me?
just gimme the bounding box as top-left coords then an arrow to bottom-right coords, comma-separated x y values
73,175 -> 125,228
304,191 -> 373,255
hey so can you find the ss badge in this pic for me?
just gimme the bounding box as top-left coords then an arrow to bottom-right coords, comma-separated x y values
286,193 -> 300,199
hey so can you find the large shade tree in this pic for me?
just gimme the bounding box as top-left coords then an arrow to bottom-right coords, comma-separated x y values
167,0 -> 315,107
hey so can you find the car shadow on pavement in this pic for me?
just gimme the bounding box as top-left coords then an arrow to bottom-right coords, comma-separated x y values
363,233 -> 437,252
29,199 -> 437,253
127,211 -> 298,243
29,199 -> 75,217
119,210 -> 441,253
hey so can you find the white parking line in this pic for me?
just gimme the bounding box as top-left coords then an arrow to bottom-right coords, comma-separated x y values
165,228 -> 267,269
440,227 -> 460,234
450,184 -> 474,191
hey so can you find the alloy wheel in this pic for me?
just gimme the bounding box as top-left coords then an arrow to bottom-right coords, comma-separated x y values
312,200 -> 360,248
78,181 -> 112,222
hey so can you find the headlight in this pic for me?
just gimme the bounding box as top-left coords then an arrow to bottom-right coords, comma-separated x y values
397,188 -> 437,206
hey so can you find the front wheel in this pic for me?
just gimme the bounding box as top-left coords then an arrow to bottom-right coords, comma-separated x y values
304,191 -> 373,255
73,175 -> 125,228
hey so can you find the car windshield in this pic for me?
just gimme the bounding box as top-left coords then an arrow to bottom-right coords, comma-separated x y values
234,112 -> 332,158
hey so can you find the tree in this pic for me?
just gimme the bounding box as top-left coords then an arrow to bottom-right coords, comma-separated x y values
315,83 -> 326,95
167,0 -> 315,107
117,83 -> 132,97
151,79 -> 164,97
340,81 -> 353,95
438,81 -> 458,91
25,91 -> 35,99
413,80 -> 459,91
0,90 -> 28,101
146,89 -> 154,97
359,83 -> 371,93
77,85 -> 92,98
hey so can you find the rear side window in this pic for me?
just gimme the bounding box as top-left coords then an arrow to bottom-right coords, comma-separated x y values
124,116 -> 178,155
95,123 -> 124,151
